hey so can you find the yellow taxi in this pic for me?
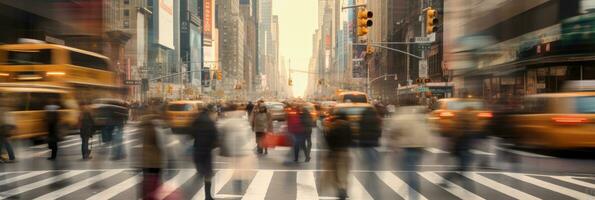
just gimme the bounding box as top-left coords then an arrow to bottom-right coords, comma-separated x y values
0,82 -> 79,139
322,103 -> 381,145
510,92 -> 595,149
337,91 -> 368,103
429,98 -> 493,136
165,100 -> 204,133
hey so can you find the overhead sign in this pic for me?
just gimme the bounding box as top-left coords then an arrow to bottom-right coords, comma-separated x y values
415,36 -> 432,43
203,0 -> 213,45
124,80 -> 141,85
156,0 -> 174,49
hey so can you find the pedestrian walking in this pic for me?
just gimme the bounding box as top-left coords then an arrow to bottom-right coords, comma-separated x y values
250,102 -> 272,155
217,104 -> 255,193
139,101 -> 165,200
441,106 -> 479,190
45,98 -> 61,160
0,102 -> 16,163
323,111 -> 352,200
191,105 -> 219,200
286,104 -> 307,162
300,105 -> 314,162
388,106 -> 433,200
80,102 -> 94,160
358,107 -> 381,147
246,101 -> 255,116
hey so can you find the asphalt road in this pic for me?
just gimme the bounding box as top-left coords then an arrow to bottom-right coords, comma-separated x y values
0,120 -> 594,200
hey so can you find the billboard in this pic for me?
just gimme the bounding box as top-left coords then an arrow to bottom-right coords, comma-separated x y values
156,0 -> 174,49
203,0 -> 213,45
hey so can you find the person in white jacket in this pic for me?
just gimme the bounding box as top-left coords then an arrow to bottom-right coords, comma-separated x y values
217,103 -> 256,193
386,106 -> 434,200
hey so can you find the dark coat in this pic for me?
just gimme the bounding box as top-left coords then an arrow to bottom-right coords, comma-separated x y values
326,119 -> 353,151
358,108 -> 381,147
192,111 -> 218,153
46,106 -> 60,143
80,110 -> 94,139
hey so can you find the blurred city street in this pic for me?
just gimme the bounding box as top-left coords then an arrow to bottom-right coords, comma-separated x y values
1,120 -> 594,199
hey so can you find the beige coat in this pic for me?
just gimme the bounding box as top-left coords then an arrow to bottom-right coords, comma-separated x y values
386,107 -> 434,149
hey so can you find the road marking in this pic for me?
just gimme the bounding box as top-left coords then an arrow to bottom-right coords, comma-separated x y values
505,173 -> 593,199
296,171 -> 318,200
32,169 -> 124,200
349,174 -> 374,200
418,172 -> 485,200
495,147 -> 555,158
0,171 -> 47,185
241,170 -> 274,200
425,147 -> 447,154
86,174 -> 141,200
0,171 -> 85,200
551,176 -> 595,189
192,169 -> 236,200
470,149 -> 495,156
155,170 -> 195,200
31,137 -> 79,149
376,171 -> 428,200
32,138 -> 99,157
166,140 -> 180,147
464,172 -> 540,200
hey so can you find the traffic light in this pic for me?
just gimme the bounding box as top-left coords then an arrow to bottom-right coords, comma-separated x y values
426,7 -> 438,34
357,9 -> 373,36
288,79 -> 293,86
366,44 -> 374,55
216,70 -> 222,80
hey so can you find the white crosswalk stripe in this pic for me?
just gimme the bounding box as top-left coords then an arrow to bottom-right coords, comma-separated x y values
505,173 -> 593,199
86,173 -> 141,200
0,169 -> 592,200
0,171 -> 85,200
32,169 -> 124,200
0,171 -> 47,185
464,172 -> 541,200
242,170 -> 274,200
296,171 -> 318,200
376,171 -> 428,200
418,172 -> 485,200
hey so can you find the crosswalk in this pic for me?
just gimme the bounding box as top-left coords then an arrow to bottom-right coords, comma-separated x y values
0,169 -> 592,200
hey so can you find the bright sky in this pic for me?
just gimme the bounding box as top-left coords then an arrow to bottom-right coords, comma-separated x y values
273,0 -> 318,97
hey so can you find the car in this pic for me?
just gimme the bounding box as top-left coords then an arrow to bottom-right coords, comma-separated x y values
429,98 -> 493,137
337,91 -> 368,103
264,101 -> 286,121
509,92 -> 595,149
323,103 -> 382,146
165,100 -> 205,133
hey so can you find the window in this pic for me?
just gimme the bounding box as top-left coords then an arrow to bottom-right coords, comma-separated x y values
124,9 -> 129,17
28,93 -> 63,110
6,49 -> 52,65
167,104 -> 194,111
576,96 -> 595,114
123,20 -> 130,28
69,51 -> 109,70
124,0 -> 129,4
446,100 -> 485,110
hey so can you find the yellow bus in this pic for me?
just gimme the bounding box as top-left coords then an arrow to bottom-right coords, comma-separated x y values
0,43 -> 118,100
0,43 -> 119,139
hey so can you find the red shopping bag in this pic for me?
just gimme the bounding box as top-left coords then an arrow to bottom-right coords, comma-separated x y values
261,132 -> 293,148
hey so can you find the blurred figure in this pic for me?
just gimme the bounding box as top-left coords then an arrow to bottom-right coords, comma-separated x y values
217,104 -> 255,192
489,97 -> 520,171
250,101 -> 272,155
286,103 -> 308,162
246,101 -> 255,116
441,106 -> 479,190
80,102 -> 94,160
191,104 -> 218,200
0,102 -> 15,163
358,107 -> 381,147
388,106 -> 433,200
301,105 -> 314,162
324,111 -> 352,200
139,101 -> 165,200
386,103 -> 396,117
45,98 -> 61,160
